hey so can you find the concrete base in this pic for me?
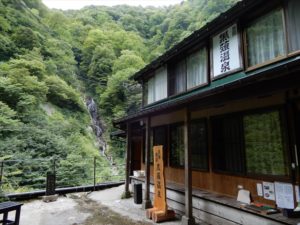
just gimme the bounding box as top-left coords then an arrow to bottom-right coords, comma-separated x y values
122,191 -> 131,199
142,199 -> 152,209
181,215 -> 196,225
42,194 -> 58,203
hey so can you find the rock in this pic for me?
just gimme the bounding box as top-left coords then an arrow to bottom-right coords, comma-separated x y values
42,194 -> 59,203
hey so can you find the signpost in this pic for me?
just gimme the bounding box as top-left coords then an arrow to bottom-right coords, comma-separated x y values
46,172 -> 56,196
146,145 -> 175,222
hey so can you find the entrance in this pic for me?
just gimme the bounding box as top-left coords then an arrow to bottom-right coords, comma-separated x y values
131,137 -> 142,174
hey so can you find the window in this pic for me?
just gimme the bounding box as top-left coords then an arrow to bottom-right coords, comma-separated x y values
170,123 -> 184,167
286,0 -> 300,53
212,109 -> 289,177
212,115 -> 245,174
244,110 -> 288,176
147,77 -> 155,104
150,126 -> 168,163
169,60 -> 186,96
154,67 -> 168,101
190,119 -> 208,170
187,48 -> 208,89
144,67 -> 168,105
246,9 -> 285,67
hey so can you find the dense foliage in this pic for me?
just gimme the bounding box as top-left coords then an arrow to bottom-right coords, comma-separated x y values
0,0 -> 239,193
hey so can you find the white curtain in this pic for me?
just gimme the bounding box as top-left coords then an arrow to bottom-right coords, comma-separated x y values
187,48 -> 207,89
154,66 -> 168,101
147,77 -> 155,104
174,60 -> 186,94
246,9 -> 285,67
287,0 -> 300,53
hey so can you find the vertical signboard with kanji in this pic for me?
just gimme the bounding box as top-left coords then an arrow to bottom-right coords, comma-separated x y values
153,145 -> 167,213
146,145 -> 175,222
212,24 -> 242,78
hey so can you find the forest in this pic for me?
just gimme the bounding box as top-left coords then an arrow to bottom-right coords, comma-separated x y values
0,0 -> 239,193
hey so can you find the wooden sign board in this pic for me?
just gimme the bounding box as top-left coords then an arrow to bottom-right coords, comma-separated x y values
153,145 -> 166,211
146,145 -> 175,222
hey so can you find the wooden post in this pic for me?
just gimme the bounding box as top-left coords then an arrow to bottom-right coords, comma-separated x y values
182,108 -> 195,225
143,117 -> 152,209
94,157 -> 96,191
0,161 -> 3,184
124,122 -> 131,198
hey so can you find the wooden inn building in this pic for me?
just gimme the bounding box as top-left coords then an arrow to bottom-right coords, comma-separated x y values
113,0 -> 300,224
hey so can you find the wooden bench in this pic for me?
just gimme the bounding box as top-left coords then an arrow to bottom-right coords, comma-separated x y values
0,202 -> 23,225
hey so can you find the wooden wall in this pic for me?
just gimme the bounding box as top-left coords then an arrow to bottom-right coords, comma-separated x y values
140,91 -> 295,206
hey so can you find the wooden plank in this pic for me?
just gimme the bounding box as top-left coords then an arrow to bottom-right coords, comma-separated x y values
134,178 -> 298,225
184,108 -> 193,219
148,183 -> 292,225
142,117 -> 152,209
124,122 -> 131,197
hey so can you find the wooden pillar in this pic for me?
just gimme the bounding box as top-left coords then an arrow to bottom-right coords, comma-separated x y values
124,122 -> 131,198
142,117 -> 152,209
181,108 -> 195,225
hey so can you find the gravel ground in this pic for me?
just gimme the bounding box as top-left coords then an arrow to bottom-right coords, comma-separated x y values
7,185 -> 182,225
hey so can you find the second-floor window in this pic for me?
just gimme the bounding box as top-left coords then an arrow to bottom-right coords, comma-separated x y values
245,8 -> 286,68
146,66 -> 168,104
187,48 -> 208,89
286,0 -> 300,53
168,47 -> 208,96
169,60 -> 186,96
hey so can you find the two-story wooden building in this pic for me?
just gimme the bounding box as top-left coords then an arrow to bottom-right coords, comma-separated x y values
114,0 -> 300,224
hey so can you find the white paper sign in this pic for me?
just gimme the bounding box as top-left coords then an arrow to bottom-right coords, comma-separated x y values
237,189 -> 251,204
296,185 -> 300,203
256,183 -> 263,197
275,182 -> 294,209
212,24 -> 241,77
263,182 -> 275,200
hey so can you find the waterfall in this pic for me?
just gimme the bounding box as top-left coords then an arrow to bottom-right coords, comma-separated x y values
86,97 -> 107,156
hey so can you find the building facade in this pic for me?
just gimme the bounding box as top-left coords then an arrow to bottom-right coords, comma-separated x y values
114,0 -> 300,224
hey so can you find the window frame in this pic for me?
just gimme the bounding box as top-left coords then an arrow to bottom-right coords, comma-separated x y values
243,7 -> 288,71
186,46 -> 210,91
242,107 -> 291,180
210,22 -> 244,81
168,59 -> 187,97
211,106 -> 291,181
211,113 -> 246,176
154,66 -> 168,102
190,118 -> 209,171
143,67 -> 168,106
284,0 -> 300,57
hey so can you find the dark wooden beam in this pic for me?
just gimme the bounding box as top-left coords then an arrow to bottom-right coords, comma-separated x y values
124,122 -> 131,198
142,117 -> 152,209
182,108 -> 196,225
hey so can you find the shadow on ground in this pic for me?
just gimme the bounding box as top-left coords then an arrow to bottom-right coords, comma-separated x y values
75,194 -> 152,225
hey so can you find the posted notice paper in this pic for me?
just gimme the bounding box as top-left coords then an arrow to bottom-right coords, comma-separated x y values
275,182 -> 294,209
262,182 -> 275,200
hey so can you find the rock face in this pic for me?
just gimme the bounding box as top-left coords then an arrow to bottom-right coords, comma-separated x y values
86,97 -> 107,156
